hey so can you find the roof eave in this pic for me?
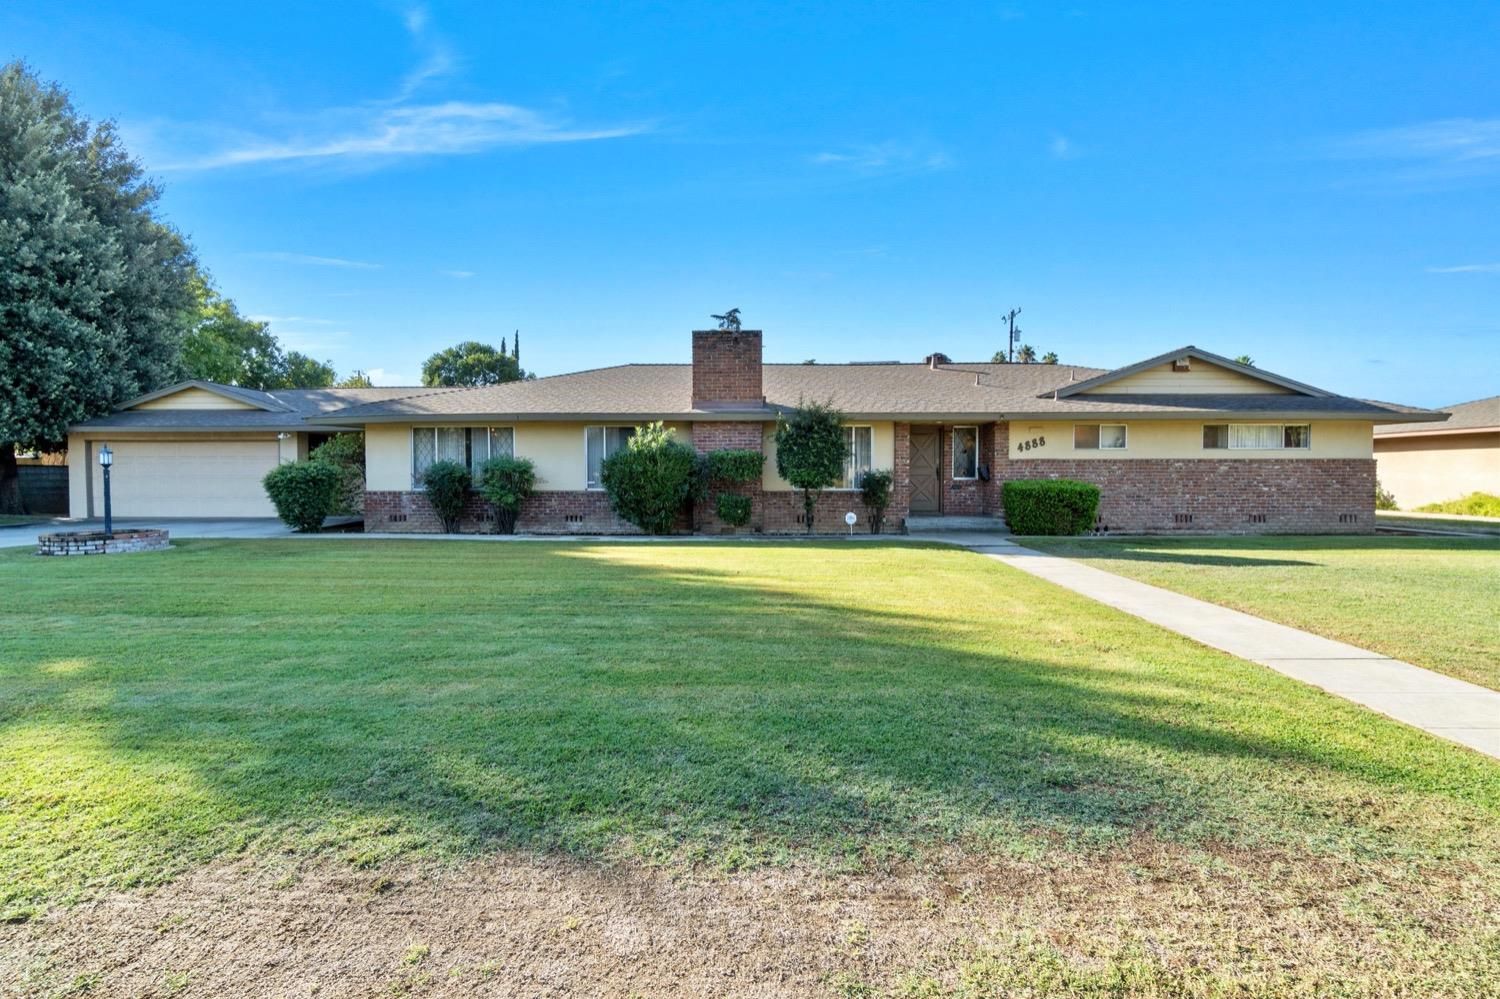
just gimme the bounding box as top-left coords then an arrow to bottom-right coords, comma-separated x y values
1049,346 -> 1337,400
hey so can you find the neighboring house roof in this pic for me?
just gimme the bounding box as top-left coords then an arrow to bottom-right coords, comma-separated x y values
1374,395 -> 1499,437
69,384 -> 457,433
311,361 -> 1438,425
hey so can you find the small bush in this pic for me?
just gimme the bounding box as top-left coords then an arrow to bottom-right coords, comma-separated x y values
477,456 -> 536,534
601,422 -> 696,534
262,461 -> 342,532
857,469 -> 894,534
1375,480 -> 1398,511
311,433 -> 365,515
1415,491 -> 1500,518
1002,479 -> 1101,535
715,492 -> 753,527
705,448 -> 764,484
421,461 -> 472,532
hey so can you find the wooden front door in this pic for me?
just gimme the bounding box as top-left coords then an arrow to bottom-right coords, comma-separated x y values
909,427 -> 940,513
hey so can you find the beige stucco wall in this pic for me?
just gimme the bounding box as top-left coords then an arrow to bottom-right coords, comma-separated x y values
1007,420 -> 1373,461
1374,431 -> 1500,508
133,387 -> 258,410
1081,361 -> 1294,395
366,421 -> 694,492
762,421 -> 895,491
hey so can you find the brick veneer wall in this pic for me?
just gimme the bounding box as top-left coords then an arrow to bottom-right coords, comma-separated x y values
691,421 -> 764,451
992,422 -> 1376,534
37,529 -> 172,555
365,490 -> 642,535
691,330 -> 764,407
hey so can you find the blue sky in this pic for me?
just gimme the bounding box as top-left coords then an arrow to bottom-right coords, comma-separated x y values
6,1 -> 1497,405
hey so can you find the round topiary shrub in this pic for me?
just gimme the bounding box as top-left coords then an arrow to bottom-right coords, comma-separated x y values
477,455 -> 536,534
1001,479 -> 1101,535
310,432 -> 365,515
421,460 -> 473,533
262,460 -> 343,532
715,492 -> 753,527
600,422 -> 696,534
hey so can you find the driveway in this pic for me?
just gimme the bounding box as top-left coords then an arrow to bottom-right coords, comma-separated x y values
0,518 -> 294,549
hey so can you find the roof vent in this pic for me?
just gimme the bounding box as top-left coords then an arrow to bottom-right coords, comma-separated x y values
1172,357 -> 1192,372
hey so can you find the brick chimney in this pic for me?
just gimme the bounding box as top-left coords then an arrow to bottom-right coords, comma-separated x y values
691,329 -> 764,409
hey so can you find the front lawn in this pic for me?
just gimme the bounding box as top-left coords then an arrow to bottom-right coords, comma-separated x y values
1023,535 -> 1500,690
2,540 -> 1498,995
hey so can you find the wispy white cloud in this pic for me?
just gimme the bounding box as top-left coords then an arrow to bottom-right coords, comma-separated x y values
164,103 -> 646,171
810,141 -> 952,175
1427,263 -> 1500,274
366,367 -> 419,387
153,7 -> 646,172
244,252 -> 383,270
1321,118 -> 1500,188
440,269 -> 476,279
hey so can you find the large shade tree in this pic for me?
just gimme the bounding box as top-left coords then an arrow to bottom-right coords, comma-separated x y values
0,62 -> 197,513
182,275 -> 336,390
421,340 -> 525,387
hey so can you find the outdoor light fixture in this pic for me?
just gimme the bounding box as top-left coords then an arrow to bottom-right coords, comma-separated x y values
98,444 -> 114,538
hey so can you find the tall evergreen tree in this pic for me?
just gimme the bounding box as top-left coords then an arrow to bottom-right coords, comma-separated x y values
0,62 -> 197,513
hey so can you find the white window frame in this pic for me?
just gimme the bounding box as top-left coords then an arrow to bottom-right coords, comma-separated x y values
1202,424 -> 1312,451
835,424 -> 874,489
951,425 -> 979,480
1073,424 -> 1128,451
585,425 -> 637,490
411,426 -> 514,488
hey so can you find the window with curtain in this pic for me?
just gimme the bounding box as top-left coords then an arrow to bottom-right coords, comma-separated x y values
840,425 -> 873,487
952,426 -> 978,478
1203,424 -> 1312,450
412,427 -> 515,486
1073,424 -> 1127,450
586,426 -> 636,488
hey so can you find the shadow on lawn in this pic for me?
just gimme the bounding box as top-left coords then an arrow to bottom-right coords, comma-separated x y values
2,539 -> 1494,900
1031,534 -> 1500,569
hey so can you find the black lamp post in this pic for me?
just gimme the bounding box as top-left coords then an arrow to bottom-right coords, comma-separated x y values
98,444 -> 114,538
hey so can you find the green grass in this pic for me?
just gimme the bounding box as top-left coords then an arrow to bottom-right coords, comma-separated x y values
0,514 -> 52,527
1415,491 -> 1500,517
1023,536 -> 1500,689
2,539 -> 1498,992
1377,510 -> 1500,535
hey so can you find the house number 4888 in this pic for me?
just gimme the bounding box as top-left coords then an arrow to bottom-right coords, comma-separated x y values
1017,436 -> 1046,452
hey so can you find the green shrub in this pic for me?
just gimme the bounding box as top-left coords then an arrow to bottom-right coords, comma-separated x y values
858,469 -> 894,534
421,460 -> 472,533
1002,479 -> 1101,535
1375,480 -> 1398,511
705,448 -> 764,483
600,422 -> 696,534
262,461 -> 342,532
715,492 -> 753,527
1415,491 -> 1500,518
310,433 -> 365,515
477,456 -> 536,534
774,401 -> 848,534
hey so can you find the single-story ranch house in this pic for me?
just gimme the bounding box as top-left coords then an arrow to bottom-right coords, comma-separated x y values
1373,394 -> 1499,509
68,329 -> 1445,534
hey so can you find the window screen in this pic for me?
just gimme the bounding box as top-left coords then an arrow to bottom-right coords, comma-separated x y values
952,426 -> 978,478
842,426 -> 873,487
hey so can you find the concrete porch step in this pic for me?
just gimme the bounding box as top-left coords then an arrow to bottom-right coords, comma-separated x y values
904,515 -> 1008,532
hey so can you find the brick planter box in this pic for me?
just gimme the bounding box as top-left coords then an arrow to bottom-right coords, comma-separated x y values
37,529 -> 172,556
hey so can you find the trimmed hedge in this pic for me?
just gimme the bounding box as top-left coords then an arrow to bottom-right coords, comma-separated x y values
715,492 -> 753,527
857,469 -> 894,535
600,422 -> 696,534
477,456 -> 536,534
1002,479 -> 1100,535
310,433 -> 365,516
704,448 -> 764,484
262,461 -> 342,532
421,461 -> 472,533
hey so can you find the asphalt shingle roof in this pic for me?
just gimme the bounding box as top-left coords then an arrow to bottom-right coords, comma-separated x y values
1375,395 -> 1499,436
311,362 -> 1437,424
70,386 -> 455,432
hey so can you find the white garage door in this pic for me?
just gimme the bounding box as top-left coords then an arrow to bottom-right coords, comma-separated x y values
89,439 -> 282,518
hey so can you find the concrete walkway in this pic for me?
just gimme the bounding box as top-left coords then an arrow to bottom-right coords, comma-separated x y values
915,532 -> 1500,760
